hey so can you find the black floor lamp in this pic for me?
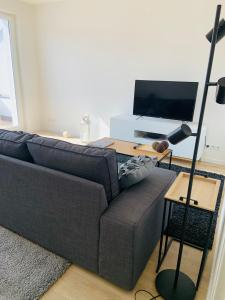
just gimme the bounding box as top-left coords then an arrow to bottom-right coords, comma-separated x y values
155,4 -> 225,300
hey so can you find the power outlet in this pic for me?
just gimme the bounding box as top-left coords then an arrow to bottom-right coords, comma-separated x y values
206,145 -> 221,151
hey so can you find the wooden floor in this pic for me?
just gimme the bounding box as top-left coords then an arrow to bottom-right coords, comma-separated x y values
41,159 -> 225,300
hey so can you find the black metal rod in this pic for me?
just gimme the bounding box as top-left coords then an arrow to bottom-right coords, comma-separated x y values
207,82 -> 217,86
173,4 -> 222,289
157,238 -> 174,271
164,202 -> 172,251
169,151 -> 173,169
156,200 -> 168,272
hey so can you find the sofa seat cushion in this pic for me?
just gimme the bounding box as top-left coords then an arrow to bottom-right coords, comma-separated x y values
27,136 -> 120,202
0,130 -> 35,162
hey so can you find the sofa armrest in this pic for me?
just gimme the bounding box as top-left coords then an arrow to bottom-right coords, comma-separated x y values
99,167 -> 176,290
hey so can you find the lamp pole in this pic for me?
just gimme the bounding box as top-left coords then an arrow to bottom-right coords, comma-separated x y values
156,4 -> 223,300
174,4 -> 222,288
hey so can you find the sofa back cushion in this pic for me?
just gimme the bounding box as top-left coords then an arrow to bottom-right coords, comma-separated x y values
0,129 -> 35,162
27,136 -> 120,202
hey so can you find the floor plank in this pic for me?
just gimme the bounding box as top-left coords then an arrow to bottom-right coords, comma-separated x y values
41,159 -> 225,300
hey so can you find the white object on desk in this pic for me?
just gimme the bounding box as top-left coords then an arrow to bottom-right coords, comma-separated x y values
80,114 -> 90,143
62,131 -> 70,138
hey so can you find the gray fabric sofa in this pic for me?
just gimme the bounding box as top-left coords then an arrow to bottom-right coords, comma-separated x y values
0,130 -> 176,290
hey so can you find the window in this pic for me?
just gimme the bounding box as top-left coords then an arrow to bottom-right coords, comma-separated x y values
0,14 -> 19,128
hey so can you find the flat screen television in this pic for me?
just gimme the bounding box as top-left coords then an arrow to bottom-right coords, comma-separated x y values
133,80 -> 199,122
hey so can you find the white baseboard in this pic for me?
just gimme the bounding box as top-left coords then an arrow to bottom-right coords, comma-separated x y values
201,156 -> 225,166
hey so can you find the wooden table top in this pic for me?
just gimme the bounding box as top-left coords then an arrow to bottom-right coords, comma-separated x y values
36,133 -> 171,162
105,138 -> 171,161
165,172 -> 221,212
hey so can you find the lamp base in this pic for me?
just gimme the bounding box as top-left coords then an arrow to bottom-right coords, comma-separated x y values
156,269 -> 196,300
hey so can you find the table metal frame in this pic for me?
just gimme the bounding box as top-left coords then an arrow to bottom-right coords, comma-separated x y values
156,198 -> 215,290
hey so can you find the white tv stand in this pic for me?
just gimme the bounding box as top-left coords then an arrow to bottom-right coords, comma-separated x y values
110,115 -> 207,160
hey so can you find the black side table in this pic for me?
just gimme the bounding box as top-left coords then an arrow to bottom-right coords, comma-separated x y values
156,172 -> 221,290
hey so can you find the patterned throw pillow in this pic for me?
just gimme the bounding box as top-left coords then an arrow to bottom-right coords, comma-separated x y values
118,156 -> 157,190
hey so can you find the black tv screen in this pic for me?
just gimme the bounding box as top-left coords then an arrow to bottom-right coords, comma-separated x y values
133,80 -> 198,121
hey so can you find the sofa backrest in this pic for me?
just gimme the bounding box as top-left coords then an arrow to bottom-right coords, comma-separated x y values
27,136 -> 120,202
0,129 -> 35,162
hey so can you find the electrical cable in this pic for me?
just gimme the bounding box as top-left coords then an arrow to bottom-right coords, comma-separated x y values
134,289 -> 160,300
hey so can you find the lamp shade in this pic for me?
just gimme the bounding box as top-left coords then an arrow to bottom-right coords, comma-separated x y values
216,77 -> 225,104
206,18 -> 225,43
168,124 -> 192,145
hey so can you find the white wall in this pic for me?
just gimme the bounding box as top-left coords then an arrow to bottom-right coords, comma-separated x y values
207,195 -> 225,300
0,0 -> 40,131
35,0 -> 225,163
